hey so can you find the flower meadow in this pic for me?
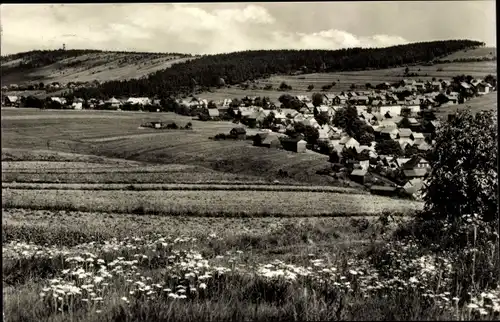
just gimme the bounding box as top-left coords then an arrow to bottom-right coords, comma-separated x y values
3,228 -> 499,322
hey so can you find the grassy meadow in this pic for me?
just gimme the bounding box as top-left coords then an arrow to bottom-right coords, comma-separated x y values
1,109 -> 344,186
4,206 -> 499,322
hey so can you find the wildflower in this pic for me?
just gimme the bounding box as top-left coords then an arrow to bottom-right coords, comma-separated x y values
467,303 -> 479,309
168,293 -> 178,299
349,270 -> 358,275
199,283 -> 207,290
96,310 -> 102,314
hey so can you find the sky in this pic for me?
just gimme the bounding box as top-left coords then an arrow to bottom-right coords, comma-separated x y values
0,2 -> 496,55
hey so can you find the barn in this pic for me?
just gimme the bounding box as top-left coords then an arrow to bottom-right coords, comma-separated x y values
281,138 -> 307,153
350,168 -> 368,185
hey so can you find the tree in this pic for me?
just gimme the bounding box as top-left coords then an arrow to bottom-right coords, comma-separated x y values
262,112 -> 276,129
279,82 -> 291,91
341,147 -> 358,163
359,132 -> 375,146
329,151 -> 340,163
400,107 -> 411,118
404,67 -> 410,75
312,93 -> 323,107
303,125 -> 319,145
350,83 -> 356,90
38,82 -> 45,89
315,111 -> 330,126
207,100 -> 217,109
307,84 -> 314,91
424,110 -> 497,223
365,83 -> 372,89
375,140 -> 403,156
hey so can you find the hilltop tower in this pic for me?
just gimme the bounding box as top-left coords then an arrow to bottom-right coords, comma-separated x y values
62,43 -> 66,50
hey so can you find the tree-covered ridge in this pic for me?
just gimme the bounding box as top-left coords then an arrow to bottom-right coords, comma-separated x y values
1,49 -> 193,75
72,40 -> 484,99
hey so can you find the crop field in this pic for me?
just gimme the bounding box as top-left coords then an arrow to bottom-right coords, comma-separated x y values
199,60 -> 496,101
2,188 -> 421,216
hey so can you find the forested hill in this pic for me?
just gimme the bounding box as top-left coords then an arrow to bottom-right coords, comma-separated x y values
72,39 -> 484,99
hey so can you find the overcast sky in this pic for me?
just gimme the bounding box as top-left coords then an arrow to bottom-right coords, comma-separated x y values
1,2 -> 496,55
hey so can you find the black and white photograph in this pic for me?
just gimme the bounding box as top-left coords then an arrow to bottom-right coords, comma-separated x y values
1,1 -> 498,321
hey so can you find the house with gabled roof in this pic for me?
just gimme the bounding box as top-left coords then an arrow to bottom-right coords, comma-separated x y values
333,94 -> 347,105
411,132 -> 425,144
323,94 -> 337,104
3,96 -> 19,107
350,168 -> 368,185
379,105 -> 402,116
476,82 -> 492,95
403,178 -> 425,196
343,137 -> 360,150
380,127 -> 399,140
417,141 -> 432,152
397,128 -> 412,139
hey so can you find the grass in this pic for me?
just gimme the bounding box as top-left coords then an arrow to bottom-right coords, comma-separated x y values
1,110 -> 342,186
435,92 -> 497,120
2,182 -> 366,194
1,188 -> 422,217
198,60 -> 497,101
3,208 -> 498,321
439,47 -> 496,61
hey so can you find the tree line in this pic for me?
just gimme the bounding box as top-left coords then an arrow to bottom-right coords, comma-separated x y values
71,40 -> 484,99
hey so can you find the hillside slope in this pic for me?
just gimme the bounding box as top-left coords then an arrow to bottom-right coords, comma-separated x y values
1,50 -> 196,86
70,39 -> 485,98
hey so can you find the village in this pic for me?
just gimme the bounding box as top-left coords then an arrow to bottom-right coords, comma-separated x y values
2,74 -> 496,200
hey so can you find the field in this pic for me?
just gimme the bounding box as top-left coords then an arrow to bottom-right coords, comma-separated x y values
199,60 -> 497,101
3,66 -> 497,320
1,52 -> 197,86
435,92 -> 497,119
1,109 -> 346,186
439,46 -> 497,61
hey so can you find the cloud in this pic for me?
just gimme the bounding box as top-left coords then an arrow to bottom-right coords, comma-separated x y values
1,3 -> 481,56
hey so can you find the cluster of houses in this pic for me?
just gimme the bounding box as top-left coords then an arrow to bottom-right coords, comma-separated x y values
1,80 -> 101,93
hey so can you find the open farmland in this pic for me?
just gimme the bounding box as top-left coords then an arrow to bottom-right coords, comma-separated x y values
199,60 -> 496,101
1,109 -> 341,186
2,188 -> 421,216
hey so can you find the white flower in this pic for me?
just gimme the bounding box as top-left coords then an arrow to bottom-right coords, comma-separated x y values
199,283 -> 207,290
